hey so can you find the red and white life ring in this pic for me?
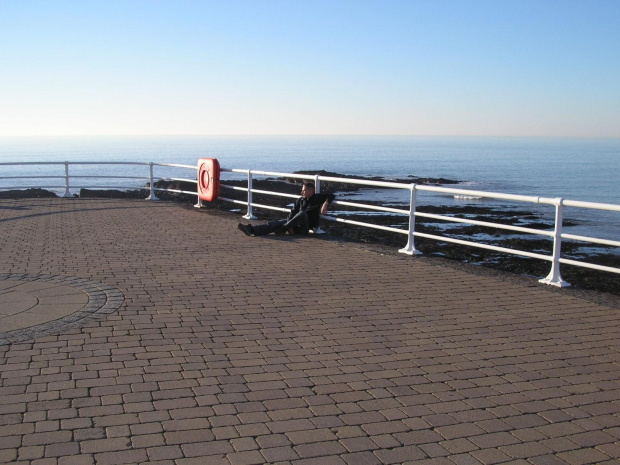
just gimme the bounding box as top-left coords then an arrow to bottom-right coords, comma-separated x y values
197,158 -> 221,202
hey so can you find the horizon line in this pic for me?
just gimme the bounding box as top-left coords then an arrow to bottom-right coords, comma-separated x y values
2,134 -> 619,140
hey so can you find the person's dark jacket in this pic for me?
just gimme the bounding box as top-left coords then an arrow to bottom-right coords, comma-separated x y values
288,192 -> 335,229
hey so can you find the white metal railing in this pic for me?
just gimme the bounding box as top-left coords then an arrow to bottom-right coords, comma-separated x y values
217,168 -> 620,287
0,161 -> 198,201
1,161 -> 619,287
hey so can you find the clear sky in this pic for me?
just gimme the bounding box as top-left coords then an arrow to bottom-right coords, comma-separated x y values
1,0 -> 619,138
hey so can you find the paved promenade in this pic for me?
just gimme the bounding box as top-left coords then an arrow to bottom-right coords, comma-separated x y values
1,198 -> 619,465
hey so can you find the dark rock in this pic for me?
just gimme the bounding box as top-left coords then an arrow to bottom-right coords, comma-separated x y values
79,188 -> 147,199
0,188 -> 58,199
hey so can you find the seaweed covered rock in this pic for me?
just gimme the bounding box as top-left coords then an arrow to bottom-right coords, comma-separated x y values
0,188 -> 58,199
79,188 -> 148,199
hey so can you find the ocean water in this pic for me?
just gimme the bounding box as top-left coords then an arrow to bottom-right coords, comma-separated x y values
1,135 -> 619,241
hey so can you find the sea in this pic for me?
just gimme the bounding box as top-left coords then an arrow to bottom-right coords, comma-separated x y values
1,135 -> 619,244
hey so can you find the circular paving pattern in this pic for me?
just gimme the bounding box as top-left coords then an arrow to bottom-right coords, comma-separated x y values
0,274 -> 125,345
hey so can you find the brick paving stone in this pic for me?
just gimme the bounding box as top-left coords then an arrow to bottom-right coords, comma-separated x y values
231,436 -> 259,451
261,445 -> 299,462
181,440 -> 234,457
370,433 -> 402,449
57,455 -> 95,465
528,455 -> 572,465
146,445 -> 183,461
393,429 -> 445,445
177,457 -> 229,465
72,428 -> 104,442
2,198 -> 620,465
340,436 -> 377,452
286,429 -> 338,444
404,459 -> 454,465
568,430 -> 617,447
22,431 -> 73,446
131,433 -> 165,448
227,449 -> 267,465
341,451 -> 382,464
374,444 -> 428,463
501,441 -> 555,458
469,447 -> 514,464
0,449 -> 18,463
45,441 -> 80,457
94,448 -> 148,465
18,445 -> 46,460
294,440 -> 347,458
558,447 -> 612,464
435,423 -> 486,440
80,437 -> 132,454
470,431 -> 521,449
293,457 -> 348,465
439,437 -> 479,454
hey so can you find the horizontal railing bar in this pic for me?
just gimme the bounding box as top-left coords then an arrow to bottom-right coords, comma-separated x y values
222,168 -> 314,180
68,186 -> 147,190
319,176 -> 411,189
1,186 -> 67,190
561,233 -> 620,247
249,203 -> 290,213
218,197 -> 248,205
247,170 -> 317,180
153,188 -> 198,196
221,184 -> 248,192
0,176 -> 66,180
323,215 -> 408,234
64,161 -> 151,166
0,161 -> 151,166
415,184 -> 557,205
0,162 -> 68,166
563,199 -> 620,212
66,175 -> 148,180
559,258 -> 620,274
332,200 -> 410,215
220,183 -> 298,199
250,189 -> 299,199
416,212 -> 555,237
413,231 -> 553,261
152,163 -> 198,170
159,177 -> 198,184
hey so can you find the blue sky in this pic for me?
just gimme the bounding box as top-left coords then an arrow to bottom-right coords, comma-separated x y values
1,0 -> 619,137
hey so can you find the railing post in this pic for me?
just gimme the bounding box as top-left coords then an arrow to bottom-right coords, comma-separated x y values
399,184 -> 421,255
312,174 -> 326,234
194,163 -> 202,208
146,162 -> 159,200
539,198 -> 570,287
243,170 -> 257,220
63,162 -> 71,198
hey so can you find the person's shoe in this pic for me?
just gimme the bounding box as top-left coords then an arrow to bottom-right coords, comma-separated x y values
287,227 -> 295,235
238,223 -> 254,236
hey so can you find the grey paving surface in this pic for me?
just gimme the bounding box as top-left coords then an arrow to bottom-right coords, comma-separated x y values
0,197 -> 619,465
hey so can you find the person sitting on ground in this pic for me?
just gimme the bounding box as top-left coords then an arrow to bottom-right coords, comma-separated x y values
238,182 -> 335,237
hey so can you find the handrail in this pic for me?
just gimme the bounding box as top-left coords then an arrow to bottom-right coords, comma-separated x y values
1,161 -> 618,286
0,160 -> 195,200
219,167 -> 619,287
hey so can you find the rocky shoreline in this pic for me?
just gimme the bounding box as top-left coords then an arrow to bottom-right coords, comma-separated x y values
2,174 -> 618,298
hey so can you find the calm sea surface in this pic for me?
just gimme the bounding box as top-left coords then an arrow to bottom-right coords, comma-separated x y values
1,135 -> 619,241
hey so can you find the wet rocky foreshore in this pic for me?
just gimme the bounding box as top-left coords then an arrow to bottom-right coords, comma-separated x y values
2,173 -> 618,298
